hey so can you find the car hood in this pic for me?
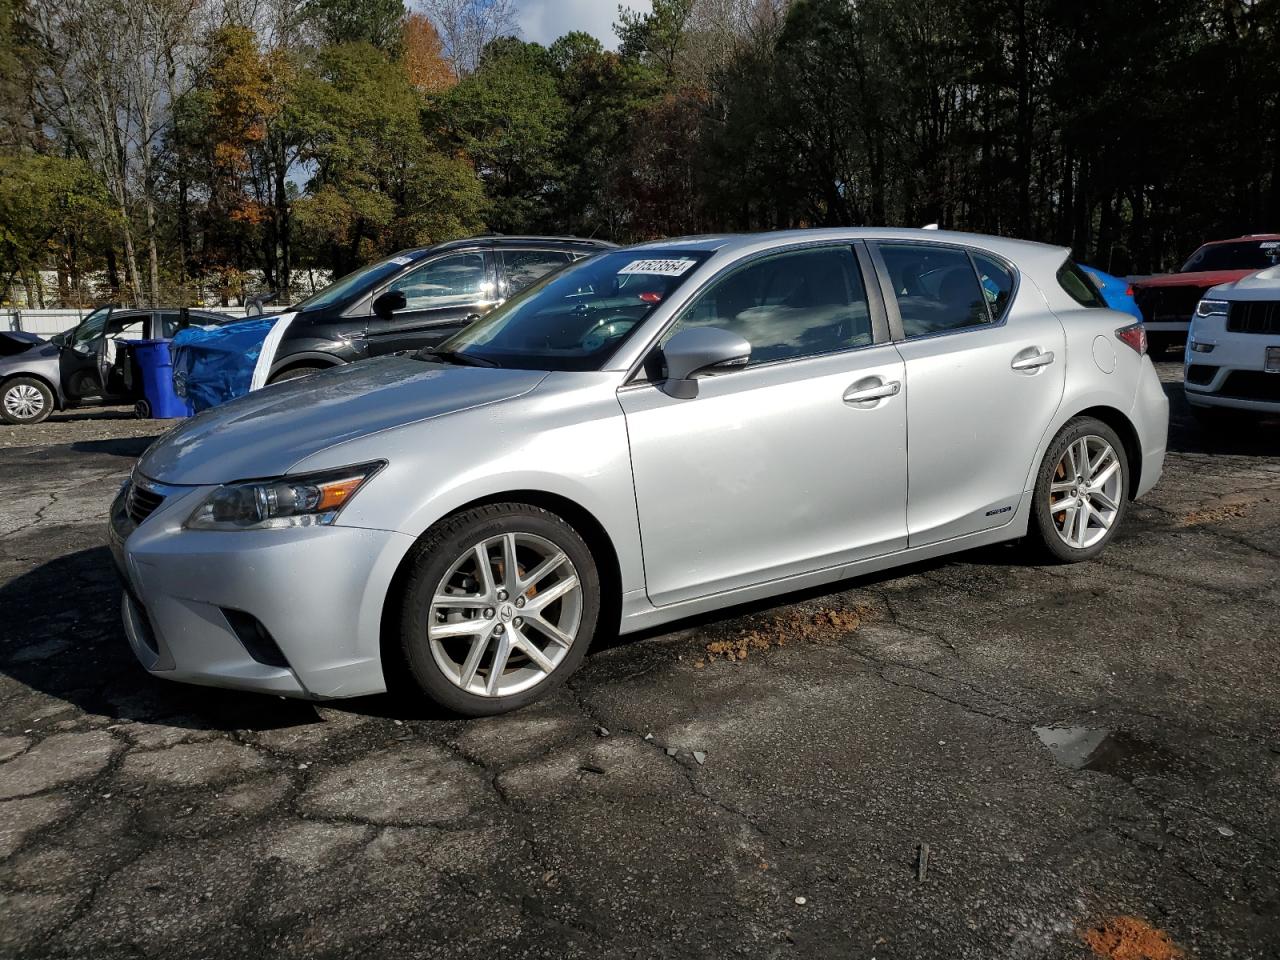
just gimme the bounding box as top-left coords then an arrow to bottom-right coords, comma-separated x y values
0,330 -> 48,357
137,356 -> 548,485
1131,269 -> 1256,290
1206,264 -> 1280,301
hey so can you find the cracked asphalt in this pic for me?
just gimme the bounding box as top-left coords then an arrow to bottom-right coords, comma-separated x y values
1,362 -> 1278,959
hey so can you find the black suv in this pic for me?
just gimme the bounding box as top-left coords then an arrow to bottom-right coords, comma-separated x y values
265,236 -> 615,383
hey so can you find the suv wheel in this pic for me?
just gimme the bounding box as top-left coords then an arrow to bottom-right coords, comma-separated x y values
397,503 -> 601,716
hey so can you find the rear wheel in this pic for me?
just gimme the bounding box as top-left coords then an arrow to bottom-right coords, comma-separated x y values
397,503 -> 601,716
1029,417 -> 1129,563
1,377 -> 54,425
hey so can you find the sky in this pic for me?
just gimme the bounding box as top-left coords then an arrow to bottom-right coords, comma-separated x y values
516,0 -> 654,49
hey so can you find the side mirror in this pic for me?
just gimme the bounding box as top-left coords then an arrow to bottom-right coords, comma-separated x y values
659,327 -> 751,399
372,290 -> 407,319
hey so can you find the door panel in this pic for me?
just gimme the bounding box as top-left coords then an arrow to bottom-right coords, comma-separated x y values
871,241 -> 1066,545
620,347 -> 908,606
366,251 -> 498,355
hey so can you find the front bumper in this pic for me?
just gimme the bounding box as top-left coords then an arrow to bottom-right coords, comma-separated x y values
110,477 -> 416,699
1183,326 -> 1280,413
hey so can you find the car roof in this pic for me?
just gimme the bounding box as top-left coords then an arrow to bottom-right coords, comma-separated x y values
626,227 -> 1068,267
1198,233 -> 1280,246
408,235 -> 618,256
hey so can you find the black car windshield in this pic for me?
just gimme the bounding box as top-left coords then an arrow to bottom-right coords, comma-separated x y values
292,251 -> 423,312
427,249 -> 711,371
1181,240 -> 1280,272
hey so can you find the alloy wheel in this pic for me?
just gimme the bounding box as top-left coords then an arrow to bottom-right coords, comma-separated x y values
4,384 -> 45,420
427,532 -> 583,697
1049,435 -> 1123,550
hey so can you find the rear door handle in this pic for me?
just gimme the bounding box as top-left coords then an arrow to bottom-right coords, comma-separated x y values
1011,349 -> 1055,371
843,378 -> 901,404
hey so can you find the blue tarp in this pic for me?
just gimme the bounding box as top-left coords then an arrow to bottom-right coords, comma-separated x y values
171,317 -> 278,413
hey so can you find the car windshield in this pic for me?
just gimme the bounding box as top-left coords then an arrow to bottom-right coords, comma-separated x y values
292,252 -> 423,312
426,249 -> 712,371
1181,240 -> 1280,273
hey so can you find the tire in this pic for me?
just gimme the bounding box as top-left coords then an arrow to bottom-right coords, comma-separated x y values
1028,416 -> 1130,563
1,377 -> 54,425
397,503 -> 601,716
134,399 -> 151,419
268,364 -> 327,385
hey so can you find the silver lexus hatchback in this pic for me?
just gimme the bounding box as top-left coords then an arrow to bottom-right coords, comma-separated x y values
110,229 -> 1169,715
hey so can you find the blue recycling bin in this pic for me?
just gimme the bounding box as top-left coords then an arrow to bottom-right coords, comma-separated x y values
127,339 -> 192,419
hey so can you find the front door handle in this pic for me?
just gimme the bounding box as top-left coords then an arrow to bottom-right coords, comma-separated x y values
1011,348 -> 1055,371
843,378 -> 901,405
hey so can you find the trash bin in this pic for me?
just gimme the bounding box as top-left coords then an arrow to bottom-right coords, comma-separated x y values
126,339 -> 192,419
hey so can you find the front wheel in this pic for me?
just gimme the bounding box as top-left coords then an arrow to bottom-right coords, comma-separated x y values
1,377 -> 54,425
397,503 -> 601,716
1029,417 -> 1129,563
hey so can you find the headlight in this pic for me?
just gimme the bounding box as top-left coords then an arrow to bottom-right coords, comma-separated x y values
1194,299 -> 1229,318
186,461 -> 385,531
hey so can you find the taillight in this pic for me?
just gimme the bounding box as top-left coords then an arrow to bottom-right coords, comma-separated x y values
1124,284 -> 1134,297
1116,323 -> 1147,355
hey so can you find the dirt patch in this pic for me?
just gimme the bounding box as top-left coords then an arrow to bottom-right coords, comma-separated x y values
696,605 -> 875,666
1081,916 -> 1182,960
1181,492 -> 1271,526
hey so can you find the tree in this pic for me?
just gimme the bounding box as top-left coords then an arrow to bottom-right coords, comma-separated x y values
433,38 -> 566,233
0,153 -> 113,305
304,0 -> 406,53
417,0 -> 517,77
403,12 -> 455,92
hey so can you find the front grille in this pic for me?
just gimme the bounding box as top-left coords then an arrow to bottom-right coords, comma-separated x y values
1186,364 -> 1217,385
1219,371 -> 1280,402
1134,286 -> 1204,324
125,481 -> 165,526
1227,300 -> 1280,335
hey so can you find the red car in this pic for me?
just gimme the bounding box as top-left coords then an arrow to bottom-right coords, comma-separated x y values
1131,234 -> 1280,353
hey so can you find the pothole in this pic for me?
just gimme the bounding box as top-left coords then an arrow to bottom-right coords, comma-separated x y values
1032,726 -> 1173,779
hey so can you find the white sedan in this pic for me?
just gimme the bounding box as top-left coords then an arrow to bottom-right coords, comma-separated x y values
1185,265 -> 1280,421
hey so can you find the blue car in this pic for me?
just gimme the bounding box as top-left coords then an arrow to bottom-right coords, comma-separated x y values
1080,265 -> 1143,322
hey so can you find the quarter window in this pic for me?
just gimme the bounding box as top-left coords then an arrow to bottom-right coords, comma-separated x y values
387,253 -> 490,310
877,242 -> 990,338
502,250 -> 573,294
664,246 -> 873,367
971,253 -> 1016,322
1057,260 -> 1106,308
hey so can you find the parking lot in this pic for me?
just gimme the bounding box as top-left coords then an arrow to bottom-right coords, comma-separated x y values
0,360 -> 1277,959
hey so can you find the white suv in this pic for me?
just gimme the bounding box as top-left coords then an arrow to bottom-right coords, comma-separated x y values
1185,265 -> 1280,422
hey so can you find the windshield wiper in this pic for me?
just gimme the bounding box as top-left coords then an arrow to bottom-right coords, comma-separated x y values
414,346 -> 498,368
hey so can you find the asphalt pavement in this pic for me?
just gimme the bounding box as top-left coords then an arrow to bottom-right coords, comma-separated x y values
1,361 -> 1277,959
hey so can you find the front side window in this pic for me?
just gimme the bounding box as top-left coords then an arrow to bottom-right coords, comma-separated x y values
433,248 -> 711,371
663,246 -> 872,366
292,252 -> 422,313
878,242 -> 990,338
1057,260 -> 1106,308
388,253 -> 490,310
69,309 -> 110,349
502,250 -> 573,294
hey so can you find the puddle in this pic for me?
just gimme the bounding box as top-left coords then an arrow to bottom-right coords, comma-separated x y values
1033,726 -> 1170,779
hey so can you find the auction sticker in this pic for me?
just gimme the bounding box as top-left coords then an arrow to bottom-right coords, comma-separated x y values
618,258 -> 697,277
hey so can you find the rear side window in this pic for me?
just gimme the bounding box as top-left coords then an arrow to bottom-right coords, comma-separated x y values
1057,261 -> 1106,308
501,250 -> 573,295
877,242 -> 990,338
